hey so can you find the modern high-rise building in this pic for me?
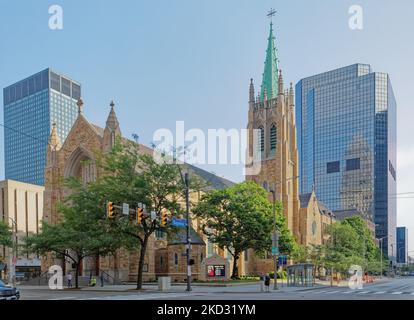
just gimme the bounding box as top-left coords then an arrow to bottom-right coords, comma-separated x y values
397,227 -> 408,265
296,64 -> 397,258
3,68 -> 81,185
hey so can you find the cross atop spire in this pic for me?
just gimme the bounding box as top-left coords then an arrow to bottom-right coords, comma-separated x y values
267,8 -> 277,22
260,17 -> 279,101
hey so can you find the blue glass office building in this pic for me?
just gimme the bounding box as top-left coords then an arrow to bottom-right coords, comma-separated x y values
3,68 -> 81,185
396,227 -> 408,264
296,64 -> 397,258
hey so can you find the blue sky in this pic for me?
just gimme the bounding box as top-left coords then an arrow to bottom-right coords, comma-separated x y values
1,0 -> 414,248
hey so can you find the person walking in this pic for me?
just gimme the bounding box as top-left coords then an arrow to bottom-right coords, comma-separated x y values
67,272 -> 72,288
264,273 -> 271,292
100,273 -> 104,287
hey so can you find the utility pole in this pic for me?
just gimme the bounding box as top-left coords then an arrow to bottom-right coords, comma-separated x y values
7,217 -> 17,286
329,213 -> 334,287
184,172 -> 192,292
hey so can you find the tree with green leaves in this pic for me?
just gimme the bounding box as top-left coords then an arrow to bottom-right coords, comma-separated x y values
341,216 -> 384,271
25,178 -> 125,288
0,221 -> 12,262
193,181 -> 296,279
93,140 -> 203,289
0,221 -> 12,247
324,222 -> 364,274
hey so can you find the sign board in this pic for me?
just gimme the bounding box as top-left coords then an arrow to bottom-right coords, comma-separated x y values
122,203 -> 129,215
171,218 -> 187,228
278,255 -> 287,265
272,247 -> 279,256
151,211 -> 157,221
207,265 -> 225,277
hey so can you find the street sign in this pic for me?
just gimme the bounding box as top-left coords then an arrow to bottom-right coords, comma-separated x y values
272,247 -> 279,256
171,218 -> 187,228
122,203 -> 129,215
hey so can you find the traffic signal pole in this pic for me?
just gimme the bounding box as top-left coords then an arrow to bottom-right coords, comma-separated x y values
184,173 -> 192,292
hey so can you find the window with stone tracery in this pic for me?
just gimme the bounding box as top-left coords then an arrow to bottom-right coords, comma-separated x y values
270,124 -> 277,157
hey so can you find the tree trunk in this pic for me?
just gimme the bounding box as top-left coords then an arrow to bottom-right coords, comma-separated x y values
75,261 -> 80,289
74,257 -> 83,289
231,254 -> 239,279
136,236 -> 149,290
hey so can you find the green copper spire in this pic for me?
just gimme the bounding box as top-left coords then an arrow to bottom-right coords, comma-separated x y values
260,22 -> 279,100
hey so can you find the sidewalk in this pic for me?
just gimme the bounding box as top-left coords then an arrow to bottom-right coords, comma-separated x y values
19,277 -> 393,293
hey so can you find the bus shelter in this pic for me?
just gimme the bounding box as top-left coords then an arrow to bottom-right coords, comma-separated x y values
287,263 -> 314,287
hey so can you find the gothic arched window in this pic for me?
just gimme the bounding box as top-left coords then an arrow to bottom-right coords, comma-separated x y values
270,124 -> 277,157
258,126 -> 265,158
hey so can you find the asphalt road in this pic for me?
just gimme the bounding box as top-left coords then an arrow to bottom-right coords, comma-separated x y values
18,277 -> 414,300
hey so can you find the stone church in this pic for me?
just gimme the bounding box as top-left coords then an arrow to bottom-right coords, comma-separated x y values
243,22 -> 334,274
42,99 -> 234,282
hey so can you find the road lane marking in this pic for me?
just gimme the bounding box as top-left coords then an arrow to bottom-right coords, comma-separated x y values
48,297 -> 76,300
391,292 -> 403,295
343,291 -> 355,294
373,291 -> 386,294
356,291 -> 370,294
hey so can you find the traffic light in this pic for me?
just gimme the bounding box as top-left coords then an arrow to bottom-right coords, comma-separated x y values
107,201 -> 114,219
137,207 -> 143,225
161,209 -> 167,227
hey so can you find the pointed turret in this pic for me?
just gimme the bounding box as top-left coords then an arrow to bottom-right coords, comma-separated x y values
288,82 -> 294,107
77,98 -> 84,115
106,100 -> 120,131
249,78 -> 255,103
48,122 -> 61,151
278,70 -> 284,96
46,122 -> 61,168
260,22 -> 279,101
103,100 -> 122,151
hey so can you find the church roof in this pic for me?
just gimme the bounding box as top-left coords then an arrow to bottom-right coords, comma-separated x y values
168,226 -> 206,246
260,22 -> 279,100
184,163 -> 235,190
299,193 -> 312,208
299,192 -> 333,216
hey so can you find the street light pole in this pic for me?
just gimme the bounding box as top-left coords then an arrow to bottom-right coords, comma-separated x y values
380,238 -> 383,279
184,172 -> 192,292
270,190 -> 278,290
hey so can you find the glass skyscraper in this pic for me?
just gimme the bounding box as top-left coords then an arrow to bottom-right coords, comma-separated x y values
3,68 -> 81,185
396,227 -> 408,264
296,64 -> 396,258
